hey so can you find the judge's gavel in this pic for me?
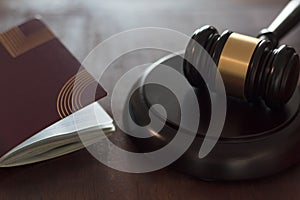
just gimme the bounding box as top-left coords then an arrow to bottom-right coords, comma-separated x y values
184,0 -> 300,108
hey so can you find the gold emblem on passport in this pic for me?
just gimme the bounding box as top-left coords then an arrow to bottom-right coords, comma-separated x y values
56,70 -> 96,119
0,27 -> 54,58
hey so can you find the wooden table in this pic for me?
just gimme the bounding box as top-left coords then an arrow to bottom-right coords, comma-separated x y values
1,0 -> 300,199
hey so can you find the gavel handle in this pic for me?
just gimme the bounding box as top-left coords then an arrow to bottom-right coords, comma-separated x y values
258,0 -> 300,47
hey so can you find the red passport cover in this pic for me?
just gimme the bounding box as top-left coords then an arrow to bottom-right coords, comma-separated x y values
0,19 -> 107,157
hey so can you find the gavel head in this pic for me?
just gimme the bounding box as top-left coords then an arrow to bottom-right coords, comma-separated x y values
183,25 -> 300,109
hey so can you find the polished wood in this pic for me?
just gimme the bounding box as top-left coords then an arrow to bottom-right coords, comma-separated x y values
1,0 -> 300,199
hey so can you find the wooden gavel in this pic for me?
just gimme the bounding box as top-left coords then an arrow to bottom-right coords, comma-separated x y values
184,0 -> 300,108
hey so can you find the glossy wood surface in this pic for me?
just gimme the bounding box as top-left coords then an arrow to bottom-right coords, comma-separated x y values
0,0 -> 300,199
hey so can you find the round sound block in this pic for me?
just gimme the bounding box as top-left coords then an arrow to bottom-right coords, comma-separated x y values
127,54 -> 300,181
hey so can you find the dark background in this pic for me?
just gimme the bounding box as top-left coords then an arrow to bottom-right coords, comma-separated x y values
1,0 -> 300,199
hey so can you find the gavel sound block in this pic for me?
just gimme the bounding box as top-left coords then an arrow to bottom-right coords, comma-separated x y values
126,0 -> 300,180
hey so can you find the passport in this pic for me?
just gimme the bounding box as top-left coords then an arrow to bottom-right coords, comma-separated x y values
0,19 -> 114,167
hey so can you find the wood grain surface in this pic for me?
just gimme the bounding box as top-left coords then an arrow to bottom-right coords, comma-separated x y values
0,0 -> 300,199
